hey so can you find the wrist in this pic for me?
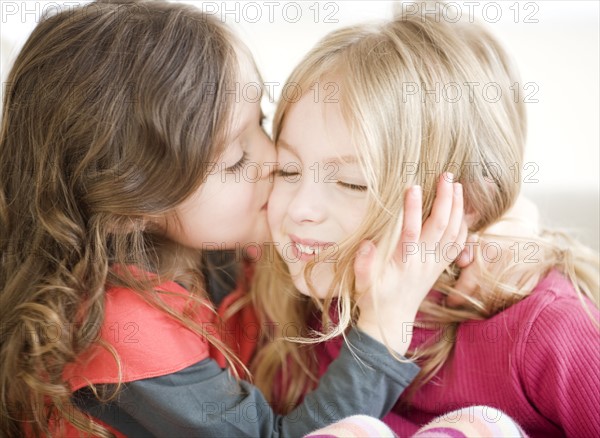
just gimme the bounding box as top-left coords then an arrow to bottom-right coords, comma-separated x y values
357,310 -> 418,357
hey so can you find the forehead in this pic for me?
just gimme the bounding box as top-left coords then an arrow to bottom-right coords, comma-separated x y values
229,43 -> 263,132
278,92 -> 355,162
235,43 -> 261,85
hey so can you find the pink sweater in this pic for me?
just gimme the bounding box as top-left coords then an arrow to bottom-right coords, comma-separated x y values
314,270 -> 600,437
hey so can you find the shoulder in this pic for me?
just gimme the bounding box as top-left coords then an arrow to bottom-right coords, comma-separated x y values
506,269 -> 598,330
515,269 -> 599,378
64,274 -> 215,391
518,269 -> 598,331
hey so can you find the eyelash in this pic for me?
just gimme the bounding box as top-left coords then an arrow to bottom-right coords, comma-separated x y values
337,181 -> 368,192
275,170 -> 368,192
224,113 -> 268,173
225,151 -> 248,172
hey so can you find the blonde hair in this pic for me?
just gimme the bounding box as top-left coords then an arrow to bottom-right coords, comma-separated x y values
0,0 -> 250,435
251,11 -> 599,412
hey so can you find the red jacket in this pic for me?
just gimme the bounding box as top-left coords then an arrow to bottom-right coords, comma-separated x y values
58,265 -> 257,437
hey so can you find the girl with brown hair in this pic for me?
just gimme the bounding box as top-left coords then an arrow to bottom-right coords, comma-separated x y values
0,1 -> 468,436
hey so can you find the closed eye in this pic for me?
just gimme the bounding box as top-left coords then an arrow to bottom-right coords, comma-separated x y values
337,181 -> 368,192
276,169 -> 300,178
225,151 -> 248,172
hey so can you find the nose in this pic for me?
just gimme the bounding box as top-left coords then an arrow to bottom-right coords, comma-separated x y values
287,174 -> 326,224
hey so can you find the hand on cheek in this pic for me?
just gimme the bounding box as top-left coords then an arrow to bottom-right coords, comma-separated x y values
354,173 -> 467,355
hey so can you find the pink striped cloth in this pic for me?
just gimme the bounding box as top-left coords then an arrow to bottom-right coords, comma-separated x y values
412,406 -> 528,437
304,414 -> 396,438
305,406 -> 527,437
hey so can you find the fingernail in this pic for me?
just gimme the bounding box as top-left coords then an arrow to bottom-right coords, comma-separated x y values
445,172 -> 454,183
412,185 -> 422,198
358,242 -> 372,256
454,182 -> 462,195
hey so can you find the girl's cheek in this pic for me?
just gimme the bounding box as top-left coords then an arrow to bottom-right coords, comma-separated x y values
244,163 -> 261,182
267,186 -> 287,228
268,179 -> 286,207
266,197 -> 280,230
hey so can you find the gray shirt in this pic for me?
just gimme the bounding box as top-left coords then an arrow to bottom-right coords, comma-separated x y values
74,328 -> 418,437
74,256 -> 419,437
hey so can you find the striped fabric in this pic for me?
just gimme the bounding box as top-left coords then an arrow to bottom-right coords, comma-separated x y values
304,414 -> 396,438
414,406 -> 528,437
304,406 -> 527,438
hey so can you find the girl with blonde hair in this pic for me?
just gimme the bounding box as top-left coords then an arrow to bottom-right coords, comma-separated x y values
0,0 -> 475,436
252,8 -> 599,438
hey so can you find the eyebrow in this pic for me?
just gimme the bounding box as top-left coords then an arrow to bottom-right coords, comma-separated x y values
278,139 -> 359,164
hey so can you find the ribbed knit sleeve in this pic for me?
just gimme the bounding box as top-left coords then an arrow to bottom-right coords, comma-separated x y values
519,294 -> 600,437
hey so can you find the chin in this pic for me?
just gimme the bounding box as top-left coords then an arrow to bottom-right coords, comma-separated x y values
289,274 -> 308,296
292,277 -> 329,300
286,261 -> 334,299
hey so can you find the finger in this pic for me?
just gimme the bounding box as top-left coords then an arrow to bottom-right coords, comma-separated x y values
395,186 -> 422,260
420,173 -> 454,243
439,182 -> 464,248
354,240 -> 376,294
453,219 -> 468,260
441,220 -> 468,265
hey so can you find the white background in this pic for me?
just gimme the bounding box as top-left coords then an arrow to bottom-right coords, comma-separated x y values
1,1 -> 598,247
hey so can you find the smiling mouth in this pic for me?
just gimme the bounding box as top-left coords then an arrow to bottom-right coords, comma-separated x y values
294,242 -> 318,256
289,234 -> 335,257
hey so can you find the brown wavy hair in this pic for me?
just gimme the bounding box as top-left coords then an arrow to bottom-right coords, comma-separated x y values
0,1 -> 244,436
